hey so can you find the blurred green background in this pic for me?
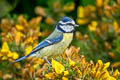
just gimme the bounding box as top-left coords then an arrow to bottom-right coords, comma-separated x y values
1,0 -> 120,79
0,0 -> 119,61
1,0 -> 120,71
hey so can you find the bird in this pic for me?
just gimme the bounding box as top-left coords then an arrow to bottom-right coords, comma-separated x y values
13,16 -> 79,66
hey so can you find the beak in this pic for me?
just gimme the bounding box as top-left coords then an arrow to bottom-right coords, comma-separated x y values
74,24 -> 79,27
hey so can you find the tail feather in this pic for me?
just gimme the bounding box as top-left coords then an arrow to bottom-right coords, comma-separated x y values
12,56 -> 27,63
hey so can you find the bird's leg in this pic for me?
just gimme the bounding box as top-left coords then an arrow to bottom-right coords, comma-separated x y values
44,57 -> 52,67
44,57 -> 52,72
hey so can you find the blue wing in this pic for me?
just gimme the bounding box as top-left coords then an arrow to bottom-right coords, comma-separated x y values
27,34 -> 63,56
13,33 -> 63,63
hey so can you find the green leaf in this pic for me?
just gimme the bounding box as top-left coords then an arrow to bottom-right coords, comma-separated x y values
0,0 -> 18,18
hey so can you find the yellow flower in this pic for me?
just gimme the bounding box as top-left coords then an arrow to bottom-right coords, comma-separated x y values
0,53 -> 2,57
88,25 -> 96,31
91,21 -> 98,27
77,6 -> 89,25
38,32 -> 42,36
69,58 -> 75,66
35,58 -> 44,65
103,62 -> 110,70
15,31 -> 24,44
96,0 -> 103,7
113,69 -> 120,78
113,20 -> 119,32
101,70 -> 110,79
112,62 -> 120,68
95,71 -> 100,78
1,42 -> 10,53
16,25 -> 24,31
2,56 -> 8,60
36,26 -> 40,31
45,73 -> 55,79
26,37 -> 33,43
96,60 -> 103,67
7,51 -> 13,57
33,64 -> 39,69
108,76 -> 116,80
14,63 -> 21,69
91,67 -> 96,77
12,52 -> 19,60
104,11 -> 111,17
78,6 -> 84,18
88,21 -> 98,31
77,69 -> 82,76
76,18 -> 88,25
33,42 -> 38,48
62,77 -> 68,80
64,70 -> 69,76
6,35 -> 10,38
25,46 -> 33,55
52,58 -> 65,74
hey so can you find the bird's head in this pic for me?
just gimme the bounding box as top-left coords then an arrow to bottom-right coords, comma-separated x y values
56,16 -> 79,33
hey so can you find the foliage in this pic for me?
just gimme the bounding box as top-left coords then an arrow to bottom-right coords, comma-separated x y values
0,0 -> 120,79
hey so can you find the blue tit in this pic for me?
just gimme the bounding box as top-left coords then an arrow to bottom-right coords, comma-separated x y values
13,16 -> 79,66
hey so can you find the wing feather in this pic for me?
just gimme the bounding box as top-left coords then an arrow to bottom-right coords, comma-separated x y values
27,34 -> 63,56
13,31 -> 63,63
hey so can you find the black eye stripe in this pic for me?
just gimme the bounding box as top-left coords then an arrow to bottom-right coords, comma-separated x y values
58,23 -> 64,26
66,23 -> 74,26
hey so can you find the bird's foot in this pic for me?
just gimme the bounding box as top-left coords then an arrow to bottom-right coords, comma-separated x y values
44,57 -> 52,67
44,58 -> 52,72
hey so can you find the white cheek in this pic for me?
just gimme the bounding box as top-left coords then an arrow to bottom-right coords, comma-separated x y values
61,25 -> 74,32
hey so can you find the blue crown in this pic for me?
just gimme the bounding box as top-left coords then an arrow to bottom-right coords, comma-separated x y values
61,16 -> 73,22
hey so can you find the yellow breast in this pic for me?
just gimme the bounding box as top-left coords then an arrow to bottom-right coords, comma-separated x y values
36,33 -> 73,59
62,33 -> 73,42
